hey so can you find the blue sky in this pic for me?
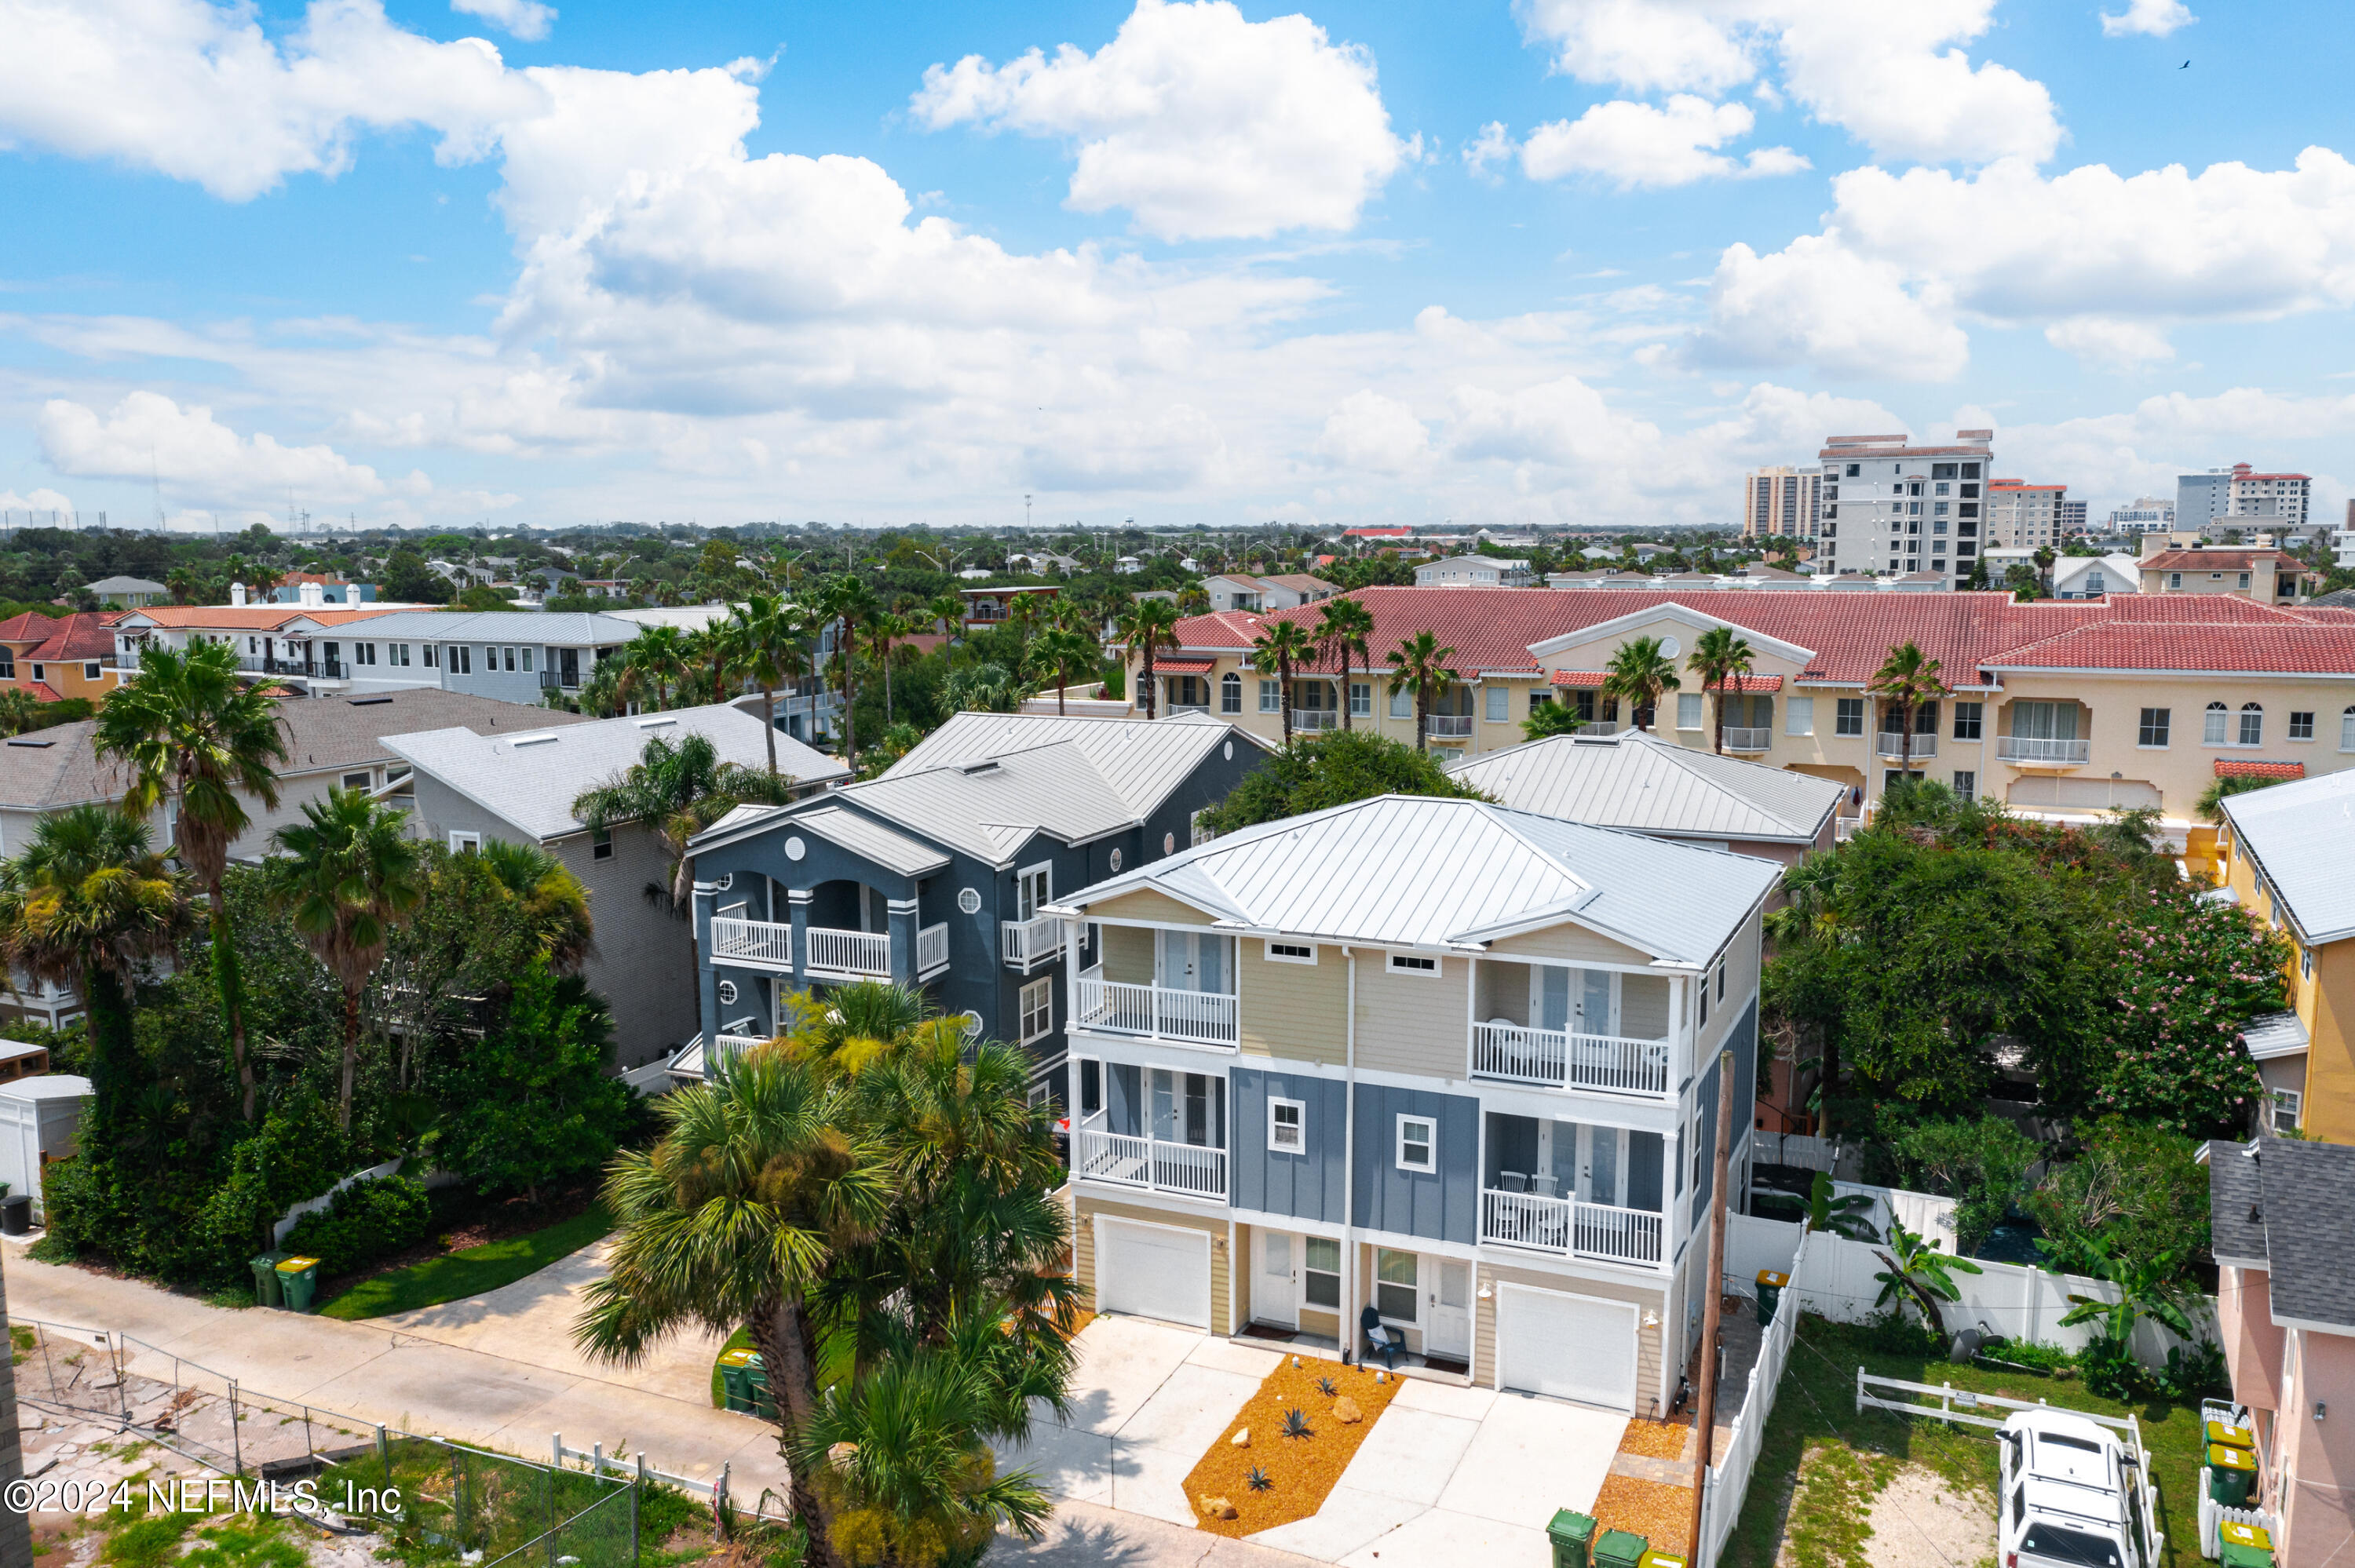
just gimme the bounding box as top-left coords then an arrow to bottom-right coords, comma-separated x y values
5,0 -> 2355,534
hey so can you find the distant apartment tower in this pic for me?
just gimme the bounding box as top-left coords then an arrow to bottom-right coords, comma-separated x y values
2058,500 -> 2088,534
1986,480 -> 2068,549
2180,464 -> 2312,536
2109,497 -> 2175,535
1740,466 -> 1821,539
1816,429 -> 1994,582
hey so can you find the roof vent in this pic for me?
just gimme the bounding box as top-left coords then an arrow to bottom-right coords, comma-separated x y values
512,733 -> 560,748
636,717 -> 677,729
5,738 -> 53,749
346,696 -> 394,706
961,759 -> 1002,775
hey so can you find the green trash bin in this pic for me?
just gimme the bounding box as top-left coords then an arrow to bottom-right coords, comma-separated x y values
2208,1442 -> 2257,1508
2219,1520 -> 2274,1568
275,1256 -> 321,1314
1756,1268 -> 1790,1328
718,1346 -> 760,1413
746,1360 -> 776,1420
1594,1528 -> 1648,1568
1546,1509 -> 1597,1568
250,1251 -> 287,1308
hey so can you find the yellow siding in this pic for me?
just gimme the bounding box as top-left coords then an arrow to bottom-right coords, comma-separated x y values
1354,957 -> 1472,1078
1487,924 -> 1656,968
1087,888 -> 1217,927
2303,941 -> 2355,1145
1100,924 -> 1156,984
1622,974 -> 1673,1040
1473,1260 -> 1667,1413
1074,1193 -> 1233,1335
1237,941 -> 1348,1063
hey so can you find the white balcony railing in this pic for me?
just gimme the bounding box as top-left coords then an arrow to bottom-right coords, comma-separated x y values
1835,815 -> 1864,842
1291,709 -> 1339,732
916,921 -> 949,977
1426,715 -> 1474,738
805,925 -> 890,979
1001,913 -> 1067,972
1480,1187 -> 1664,1266
1167,703 -> 1211,716
1875,731 -> 1937,759
711,916 -> 794,970
1076,1129 -> 1228,1199
1995,735 -> 2090,765
1469,1022 -> 1671,1097
1075,968 -> 1239,1048
1721,727 -> 1770,753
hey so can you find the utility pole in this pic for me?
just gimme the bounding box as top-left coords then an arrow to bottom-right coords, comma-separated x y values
1687,1048 -> 1736,1562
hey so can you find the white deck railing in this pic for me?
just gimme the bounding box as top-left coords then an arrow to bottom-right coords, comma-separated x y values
1075,1129 -> 1228,1199
1722,727 -> 1770,753
1001,913 -> 1066,971
1835,815 -> 1864,841
1875,731 -> 1937,758
1291,709 -> 1338,731
1995,735 -> 2090,765
710,917 -> 794,969
917,921 -> 948,976
1075,968 -> 1239,1048
1469,1021 -> 1671,1096
1426,715 -> 1474,738
1480,1187 -> 1665,1266
805,925 -> 890,979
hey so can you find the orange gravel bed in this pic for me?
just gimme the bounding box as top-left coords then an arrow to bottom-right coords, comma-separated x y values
1180,1358 -> 1404,1537
1591,1473 -> 1696,1555
1616,1417 -> 1696,1461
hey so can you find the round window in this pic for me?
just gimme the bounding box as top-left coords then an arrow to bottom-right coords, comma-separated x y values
1163,831 -> 1175,855
959,1010 -> 984,1038
957,887 -> 981,915
1109,848 -> 1123,873
717,979 -> 739,1005
785,836 -> 806,862
1658,635 -> 1682,659
1223,740 -> 1233,760
715,872 -> 733,891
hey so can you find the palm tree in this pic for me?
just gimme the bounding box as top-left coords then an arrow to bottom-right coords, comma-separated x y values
0,806 -> 187,1140
1868,641 -> 1948,783
0,689 -> 41,737
923,593 -> 962,638
823,575 -> 880,767
719,593 -> 804,776
1114,598 -> 1181,719
1386,631 -> 1458,753
571,732 -> 801,913
615,624 -> 688,713
94,638 -> 289,1122
1251,620 -> 1316,748
1315,596 -> 1375,731
1686,626 -> 1757,756
2196,771 -> 2280,824
264,788 -> 426,1132
1602,636 -> 1679,732
576,1047 -> 892,1566
476,839 -> 594,972
1521,699 -> 1585,742
862,611 -> 911,728
1027,627 -> 1097,715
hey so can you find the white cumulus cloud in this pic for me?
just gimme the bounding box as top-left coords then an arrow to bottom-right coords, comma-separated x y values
1520,95 -> 1804,188
451,0 -> 553,42
2100,0 -> 2194,38
911,0 -> 1409,241
1463,121 -> 1517,181
1318,390 -> 1429,473
1691,234 -> 1967,380
38,391 -> 421,508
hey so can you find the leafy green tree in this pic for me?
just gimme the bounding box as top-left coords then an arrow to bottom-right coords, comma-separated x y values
1686,625 -> 1755,756
438,960 -> 630,1201
1887,1116 -> 2037,1256
1602,636 -> 1678,731
1871,1219 -> 1983,1336
475,839 -> 594,973
571,732 -> 800,914
1804,1171 -> 1879,1242
1386,630 -> 1458,753
96,639 -> 289,1121
1194,730 -> 1481,834
376,547 -> 450,604
2024,1118 -> 2210,1280
943,662 -> 1022,714
1520,698 -> 1585,742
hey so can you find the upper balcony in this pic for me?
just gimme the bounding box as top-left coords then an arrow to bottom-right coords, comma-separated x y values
1721,726 -> 1770,753
1470,1023 -> 1671,1098
1002,912 -> 1067,972
715,913 -> 948,983
1075,965 -> 1239,1050
1073,1112 -> 1227,1200
1427,715 -> 1474,739
1875,731 -> 1937,760
1291,708 -> 1339,733
1478,1186 -> 1663,1268
1468,958 -> 1674,1099
1995,735 -> 2090,768
712,911 -> 793,972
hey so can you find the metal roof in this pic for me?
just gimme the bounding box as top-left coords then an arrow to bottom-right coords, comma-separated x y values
891,711 -> 1265,817
2242,1011 -> 2309,1062
1057,793 -> 1779,966
792,805 -> 951,876
385,702 -> 848,843
330,610 -> 647,645
2222,768 -> 2355,944
1447,731 -> 1843,845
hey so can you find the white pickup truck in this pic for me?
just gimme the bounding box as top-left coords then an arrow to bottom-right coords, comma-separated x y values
1997,1406 -> 2157,1568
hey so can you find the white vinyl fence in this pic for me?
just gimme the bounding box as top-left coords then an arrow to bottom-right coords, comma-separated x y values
272,1158 -> 402,1246
1699,1221 -> 1810,1568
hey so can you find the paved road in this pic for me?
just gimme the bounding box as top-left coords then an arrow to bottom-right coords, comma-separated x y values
2,1240 -> 1315,1565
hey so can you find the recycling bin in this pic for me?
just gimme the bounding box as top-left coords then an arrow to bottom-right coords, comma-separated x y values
1756,1268 -> 1790,1328
250,1251 -> 288,1308
1546,1509 -> 1597,1568
718,1346 -> 761,1413
1,1194 -> 29,1235
2219,1520 -> 2274,1568
1594,1528 -> 1648,1568
2207,1442 -> 2257,1508
275,1256 -> 321,1313
1639,1552 -> 1689,1568
2207,1418 -> 2256,1452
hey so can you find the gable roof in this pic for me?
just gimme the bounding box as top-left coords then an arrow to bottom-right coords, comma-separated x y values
2207,1136 -> 2355,1333
385,702 -> 848,843
2222,767 -> 2355,944
2141,549 -> 2302,572
1447,731 -> 1845,845
86,576 -> 167,594
17,613 -> 120,662
1053,793 -> 1778,966
116,606 -> 394,630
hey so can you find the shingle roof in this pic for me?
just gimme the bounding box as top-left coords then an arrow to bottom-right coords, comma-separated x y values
1055,793 -> 1779,966
86,576 -> 166,594
2222,767 -> 2355,943
2204,1140 -> 2268,1267
385,702 -> 848,842
2209,1136 -> 2355,1331
1448,731 -> 1843,845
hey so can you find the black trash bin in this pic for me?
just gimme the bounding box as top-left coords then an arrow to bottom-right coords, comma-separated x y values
0,1194 -> 29,1235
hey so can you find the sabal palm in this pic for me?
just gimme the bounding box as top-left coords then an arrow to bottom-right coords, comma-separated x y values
1521,700 -> 1584,742
1251,620 -> 1316,748
94,638 -> 288,1121
0,805 -> 187,1140
575,1047 -> 890,1563
476,838 -> 594,972
1386,630 -> 1458,753
924,593 -> 963,637
1315,596 -> 1375,731
571,732 -> 800,912
0,688 -> 41,737
720,592 -> 804,776
615,624 -> 688,713
824,576 -> 881,765
1114,598 -> 1181,719
1603,636 -> 1679,732
1686,626 -> 1756,756
1868,641 -> 1947,781
265,788 -> 426,1132
1026,627 -> 1096,715
864,611 -> 911,727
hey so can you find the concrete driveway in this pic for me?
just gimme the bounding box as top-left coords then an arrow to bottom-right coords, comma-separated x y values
994,1315 -> 1629,1566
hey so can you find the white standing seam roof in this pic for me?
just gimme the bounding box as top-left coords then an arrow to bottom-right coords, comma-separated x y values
2243,1012 -> 2310,1061
384,702 -> 849,843
327,609 -> 648,644
1055,793 -> 1780,966
791,805 -> 952,876
1447,731 -> 1844,844
890,711 -> 1265,817
2223,769 -> 2355,944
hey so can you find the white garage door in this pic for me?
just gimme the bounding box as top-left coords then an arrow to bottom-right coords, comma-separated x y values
1096,1217 -> 1213,1329
1497,1284 -> 1638,1411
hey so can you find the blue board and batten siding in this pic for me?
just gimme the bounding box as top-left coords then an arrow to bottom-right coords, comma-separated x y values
1351,1083 -> 1480,1244
1229,1068 -> 1348,1223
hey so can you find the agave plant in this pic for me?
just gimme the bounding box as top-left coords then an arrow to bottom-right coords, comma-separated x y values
1315,1376 -> 1338,1398
1246,1466 -> 1272,1493
1281,1408 -> 1314,1440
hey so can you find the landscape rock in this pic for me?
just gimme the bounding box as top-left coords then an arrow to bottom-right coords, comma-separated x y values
1230,1428 -> 1250,1447
1333,1396 -> 1364,1424
1199,1494 -> 1238,1520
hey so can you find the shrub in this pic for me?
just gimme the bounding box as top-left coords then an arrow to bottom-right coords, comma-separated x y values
1888,1116 -> 2038,1256
2025,1118 -> 2209,1282
2076,1336 -> 2152,1401
2160,1340 -> 2230,1403
1977,1339 -> 2076,1378
1860,1308 -> 1946,1358
283,1174 -> 433,1276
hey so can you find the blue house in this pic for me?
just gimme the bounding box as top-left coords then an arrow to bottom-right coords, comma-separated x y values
678,712 -> 1270,1102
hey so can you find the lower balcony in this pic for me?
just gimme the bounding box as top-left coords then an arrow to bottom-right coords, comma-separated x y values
1075,968 -> 1239,1048
1074,1122 -> 1228,1200
1875,731 -> 1937,760
1469,1022 -> 1670,1098
1995,735 -> 2090,768
1291,708 -> 1338,732
1721,726 -> 1770,753
1479,1187 -> 1664,1267
1426,715 -> 1474,739
711,914 -> 793,971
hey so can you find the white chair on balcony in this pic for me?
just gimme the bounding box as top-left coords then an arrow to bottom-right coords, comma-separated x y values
1498,1171 -> 1528,1193
1530,1173 -> 1559,1198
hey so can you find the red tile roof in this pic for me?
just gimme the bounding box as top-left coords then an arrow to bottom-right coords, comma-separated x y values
1153,657 -> 1215,674
2141,549 -> 2301,571
2216,759 -> 2306,780
0,613 -> 62,644
24,614 -> 119,662
1550,670 -> 1782,691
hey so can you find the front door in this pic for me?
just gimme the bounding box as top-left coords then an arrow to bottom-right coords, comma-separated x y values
1426,1259 -> 1472,1362
1256,1231 -> 1298,1330
1017,865 -> 1050,922
1156,930 -> 1228,993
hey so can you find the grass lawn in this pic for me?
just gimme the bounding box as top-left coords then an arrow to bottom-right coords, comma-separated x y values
318,1203 -> 614,1320
1726,1315 -> 2207,1568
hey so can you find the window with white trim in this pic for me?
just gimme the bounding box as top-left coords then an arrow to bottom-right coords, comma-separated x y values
447,831 -> 481,854
1269,1097 -> 1305,1154
1389,686 -> 1413,719
1265,940 -> 1316,965
1484,685 -> 1509,722
2204,702 -> 2229,745
2138,708 -> 2171,748
2342,706 -> 2355,752
1221,672 -> 1243,713
1020,977 -> 1053,1043
1304,1236 -> 1340,1308
2290,711 -> 2315,741
1259,678 -> 1280,713
1677,692 -> 1704,731
2240,703 -> 2264,747
1387,953 -> 1438,977
1395,1115 -> 1435,1172
1835,697 -> 1865,737
1376,1246 -> 1418,1322
1952,770 -> 1975,801
1350,682 -> 1371,717
1785,696 -> 1814,736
